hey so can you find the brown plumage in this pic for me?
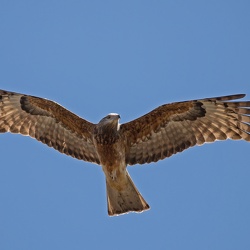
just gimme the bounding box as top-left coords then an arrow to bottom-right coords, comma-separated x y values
0,89 -> 249,216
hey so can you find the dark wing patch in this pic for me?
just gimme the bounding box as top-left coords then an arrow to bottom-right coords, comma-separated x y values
0,90 -> 100,164
121,94 -> 250,165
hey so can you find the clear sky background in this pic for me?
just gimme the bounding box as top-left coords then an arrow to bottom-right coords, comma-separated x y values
0,1 -> 250,250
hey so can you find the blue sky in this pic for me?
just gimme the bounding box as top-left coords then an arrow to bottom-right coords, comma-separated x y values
0,1 -> 250,249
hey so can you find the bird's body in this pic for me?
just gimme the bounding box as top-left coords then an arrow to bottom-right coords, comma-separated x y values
0,89 -> 249,216
93,113 -> 149,214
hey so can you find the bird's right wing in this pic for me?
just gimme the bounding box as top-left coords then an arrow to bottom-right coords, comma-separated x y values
0,89 -> 100,164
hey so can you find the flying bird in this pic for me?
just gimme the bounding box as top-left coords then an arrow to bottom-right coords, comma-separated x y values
0,89 -> 250,216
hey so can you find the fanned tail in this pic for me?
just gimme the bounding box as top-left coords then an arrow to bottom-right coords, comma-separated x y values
106,170 -> 150,216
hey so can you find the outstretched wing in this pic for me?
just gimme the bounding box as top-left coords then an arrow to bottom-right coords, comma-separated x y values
0,90 -> 100,164
121,94 -> 250,165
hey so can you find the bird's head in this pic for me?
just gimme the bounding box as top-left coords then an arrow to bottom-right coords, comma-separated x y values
98,113 -> 121,131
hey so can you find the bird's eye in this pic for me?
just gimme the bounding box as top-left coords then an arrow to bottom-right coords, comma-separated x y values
107,115 -> 111,119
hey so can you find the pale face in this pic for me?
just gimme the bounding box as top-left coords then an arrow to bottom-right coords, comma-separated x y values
99,113 -> 120,123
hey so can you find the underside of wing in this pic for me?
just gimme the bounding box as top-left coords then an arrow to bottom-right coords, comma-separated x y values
121,94 -> 250,165
0,89 -> 100,164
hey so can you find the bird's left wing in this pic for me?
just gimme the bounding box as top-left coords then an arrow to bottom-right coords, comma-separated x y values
0,90 -> 100,164
120,94 -> 250,165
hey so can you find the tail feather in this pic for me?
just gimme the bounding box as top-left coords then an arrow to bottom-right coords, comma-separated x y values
106,171 -> 150,216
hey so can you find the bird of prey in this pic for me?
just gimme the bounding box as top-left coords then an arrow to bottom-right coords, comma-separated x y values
0,89 -> 250,216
